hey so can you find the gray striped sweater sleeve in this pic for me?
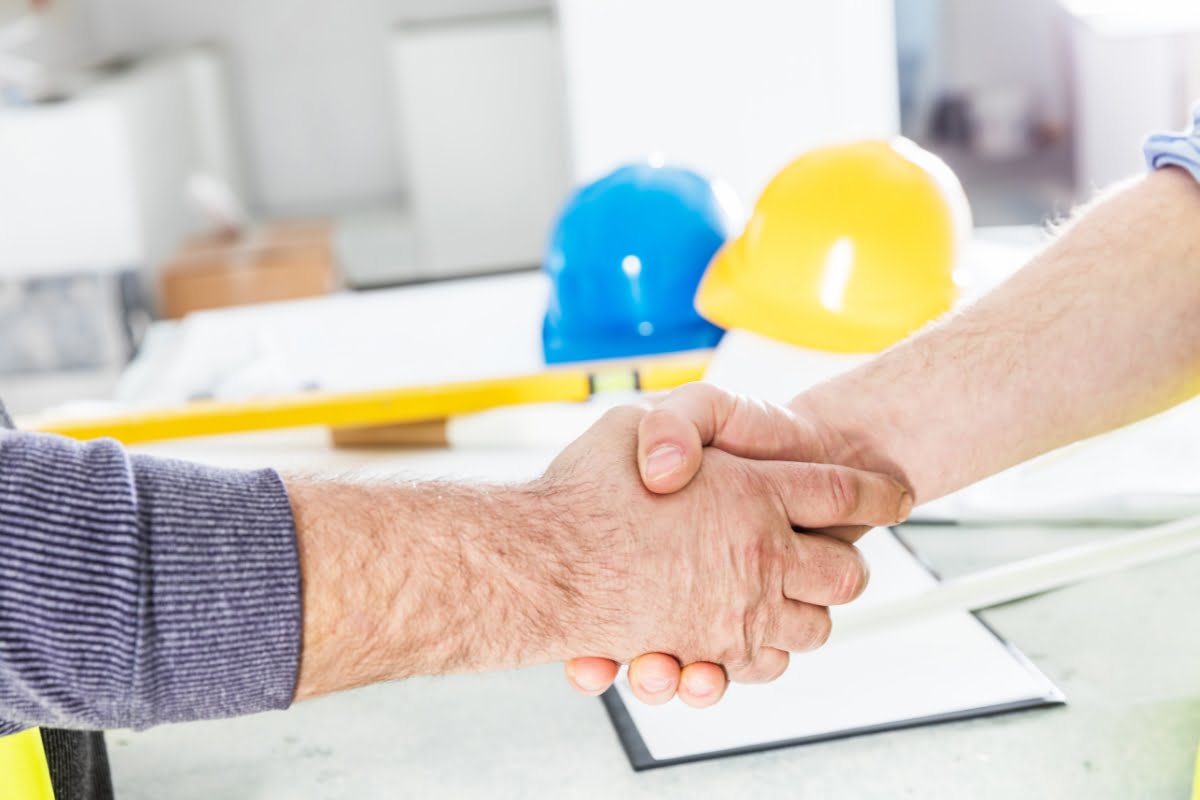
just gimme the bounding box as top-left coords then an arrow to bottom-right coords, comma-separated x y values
0,429 -> 301,734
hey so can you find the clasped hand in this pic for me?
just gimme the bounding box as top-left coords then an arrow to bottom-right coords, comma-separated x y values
538,383 -> 912,709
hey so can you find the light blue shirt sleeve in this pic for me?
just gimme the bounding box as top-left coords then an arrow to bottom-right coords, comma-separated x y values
1144,104 -> 1200,182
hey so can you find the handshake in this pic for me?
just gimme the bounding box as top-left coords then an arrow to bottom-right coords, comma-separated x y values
533,383 -> 913,709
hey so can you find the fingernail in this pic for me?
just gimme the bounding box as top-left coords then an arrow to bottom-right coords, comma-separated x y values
896,491 -> 914,522
568,665 -> 605,694
575,678 -> 606,694
639,673 -> 671,693
645,445 -> 684,481
685,675 -> 715,697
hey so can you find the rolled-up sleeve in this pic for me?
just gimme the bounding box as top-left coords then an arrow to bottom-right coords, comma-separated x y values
0,430 -> 301,734
1144,103 -> 1200,182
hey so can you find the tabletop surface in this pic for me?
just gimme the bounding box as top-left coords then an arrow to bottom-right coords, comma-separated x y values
100,431 -> 1200,799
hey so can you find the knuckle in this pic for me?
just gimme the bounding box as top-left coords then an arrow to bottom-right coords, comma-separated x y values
720,612 -> 757,668
600,404 -> 645,429
825,468 -> 860,517
735,652 -> 788,684
729,628 -> 756,668
736,662 -> 769,684
723,648 -> 754,672
711,602 -> 746,665
659,381 -> 713,412
685,380 -> 723,404
800,607 -> 833,651
738,534 -> 772,577
640,407 -> 685,443
831,546 -> 870,604
726,596 -> 776,667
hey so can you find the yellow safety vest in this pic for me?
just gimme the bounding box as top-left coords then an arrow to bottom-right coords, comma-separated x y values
0,728 -> 55,800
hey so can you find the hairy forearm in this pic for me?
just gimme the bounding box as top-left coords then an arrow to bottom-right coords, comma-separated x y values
289,479 -> 592,701
795,166 -> 1200,503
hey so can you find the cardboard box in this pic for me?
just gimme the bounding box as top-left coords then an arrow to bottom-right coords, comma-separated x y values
159,221 -> 338,319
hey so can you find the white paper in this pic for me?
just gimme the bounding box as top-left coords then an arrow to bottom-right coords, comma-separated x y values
702,328 -> 871,404
614,529 -> 1061,762
916,403 -> 1200,523
113,270 -> 550,408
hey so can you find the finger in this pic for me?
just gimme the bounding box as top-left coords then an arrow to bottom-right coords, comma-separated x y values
760,461 -> 912,529
801,524 -> 871,544
564,657 -> 620,696
726,646 -> 790,684
678,662 -> 730,708
785,533 -> 870,605
627,653 -> 682,705
638,383 -> 820,494
770,600 -> 834,652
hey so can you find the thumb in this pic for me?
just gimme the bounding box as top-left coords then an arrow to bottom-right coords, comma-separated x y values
637,383 -> 825,494
637,405 -> 705,495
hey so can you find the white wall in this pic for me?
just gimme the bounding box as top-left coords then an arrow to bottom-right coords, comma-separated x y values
0,50 -> 241,275
0,0 -> 23,24
1187,35 -> 1200,111
392,12 -> 569,276
78,0 -> 550,216
1069,20 -> 1200,190
557,0 -> 899,205
1,0 -> 94,75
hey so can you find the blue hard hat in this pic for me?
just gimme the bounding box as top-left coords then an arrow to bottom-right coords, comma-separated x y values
542,162 -> 734,365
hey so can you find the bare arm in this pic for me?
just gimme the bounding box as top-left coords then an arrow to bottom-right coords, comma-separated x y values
290,479 -> 576,699
797,166 -> 1200,502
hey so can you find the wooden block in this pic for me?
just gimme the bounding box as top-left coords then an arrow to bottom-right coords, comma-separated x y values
329,419 -> 449,449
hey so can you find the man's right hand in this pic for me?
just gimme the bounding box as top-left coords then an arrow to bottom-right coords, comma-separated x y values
544,404 -> 909,704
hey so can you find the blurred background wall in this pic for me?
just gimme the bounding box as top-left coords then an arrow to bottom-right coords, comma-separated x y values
2,0 -> 1200,411
10,0 -> 1198,231
78,0 -> 551,216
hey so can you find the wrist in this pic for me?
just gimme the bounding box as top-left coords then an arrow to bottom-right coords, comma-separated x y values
789,385 -> 916,499
471,481 -> 595,667
392,482 -> 592,675
517,477 -> 632,663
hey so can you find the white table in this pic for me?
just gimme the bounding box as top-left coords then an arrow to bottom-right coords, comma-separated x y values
104,430 -> 1200,799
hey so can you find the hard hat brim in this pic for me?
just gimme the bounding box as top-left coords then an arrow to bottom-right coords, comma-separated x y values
696,241 -> 920,354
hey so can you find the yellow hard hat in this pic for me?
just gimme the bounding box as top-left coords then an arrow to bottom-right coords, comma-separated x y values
695,139 -> 970,353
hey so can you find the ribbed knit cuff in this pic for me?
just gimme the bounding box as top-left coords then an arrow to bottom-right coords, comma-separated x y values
0,431 -> 300,732
127,453 -> 301,728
